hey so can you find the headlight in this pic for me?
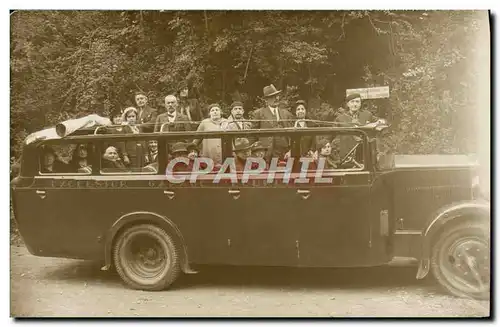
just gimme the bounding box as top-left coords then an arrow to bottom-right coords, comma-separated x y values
472,175 -> 480,188
471,174 -> 482,199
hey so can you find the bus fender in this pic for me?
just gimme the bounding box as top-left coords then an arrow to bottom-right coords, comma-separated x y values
415,200 -> 490,280
102,211 -> 197,275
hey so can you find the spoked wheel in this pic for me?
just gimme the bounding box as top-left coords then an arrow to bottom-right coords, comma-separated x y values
430,221 -> 490,300
113,224 -> 181,291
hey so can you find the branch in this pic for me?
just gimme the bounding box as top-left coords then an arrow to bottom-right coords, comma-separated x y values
243,43 -> 254,82
366,13 -> 380,35
203,10 -> 209,33
337,13 -> 346,41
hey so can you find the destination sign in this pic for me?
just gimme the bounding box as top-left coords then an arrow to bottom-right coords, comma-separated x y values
346,86 -> 390,99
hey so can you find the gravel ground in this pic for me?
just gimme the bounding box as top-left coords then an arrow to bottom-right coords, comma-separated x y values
10,245 -> 490,318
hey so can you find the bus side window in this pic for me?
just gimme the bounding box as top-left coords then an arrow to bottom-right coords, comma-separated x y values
101,138 -> 159,174
39,143 -> 93,175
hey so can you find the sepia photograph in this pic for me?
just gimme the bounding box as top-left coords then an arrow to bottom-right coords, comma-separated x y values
8,7 -> 491,318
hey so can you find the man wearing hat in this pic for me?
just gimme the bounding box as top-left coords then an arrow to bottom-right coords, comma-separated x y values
232,138 -> 253,171
251,141 -> 267,160
334,92 -> 376,160
168,142 -> 190,173
335,93 -> 376,127
134,91 -> 158,133
251,84 -> 294,161
222,101 -> 252,131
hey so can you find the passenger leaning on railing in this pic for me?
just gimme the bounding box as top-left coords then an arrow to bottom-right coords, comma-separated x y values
294,99 -> 316,158
251,84 -> 294,161
192,103 -> 227,165
154,95 -> 191,133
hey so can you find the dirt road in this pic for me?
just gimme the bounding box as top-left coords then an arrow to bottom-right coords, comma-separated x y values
10,245 -> 489,317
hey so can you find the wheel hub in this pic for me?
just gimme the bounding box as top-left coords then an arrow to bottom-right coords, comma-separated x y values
446,238 -> 489,294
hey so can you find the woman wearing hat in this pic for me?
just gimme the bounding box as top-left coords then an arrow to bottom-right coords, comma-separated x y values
177,82 -> 202,123
193,103 -> 228,165
186,143 -> 208,171
294,99 -> 316,158
68,143 -> 93,173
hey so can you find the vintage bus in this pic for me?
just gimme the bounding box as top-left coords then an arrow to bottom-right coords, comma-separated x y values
10,117 -> 490,300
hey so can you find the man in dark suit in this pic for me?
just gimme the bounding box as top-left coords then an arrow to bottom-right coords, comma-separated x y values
154,95 -> 192,157
251,84 -> 295,161
334,93 -> 377,161
134,91 -> 158,133
154,95 -> 192,133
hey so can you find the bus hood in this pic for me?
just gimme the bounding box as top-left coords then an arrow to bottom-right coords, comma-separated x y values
394,154 -> 479,168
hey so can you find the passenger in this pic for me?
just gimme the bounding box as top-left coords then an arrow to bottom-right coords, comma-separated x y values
251,141 -> 267,159
334,93 -> 374,160
154,95 -> 191,133
69,143 -> 92,173
186,143 -> 208,170
110,110 -> 123,126
232,138 -> 253,171
102,146 -> 126,170
134,91 -> 158,133
168,142 -> 191,173
177,82 -> 203,123
40,147 -> 68,173
250,141 -> 269,170
222,101 -> 252,131
144,140 -> 158,166
251,84 -> 295,161
192,103 -> 227,165
120,107 -> 146,168
294,99 -> 316,158
335,93 -> 377,127
311,139 -> 339,171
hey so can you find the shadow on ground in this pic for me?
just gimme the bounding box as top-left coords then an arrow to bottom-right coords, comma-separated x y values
39,258 -> 440,294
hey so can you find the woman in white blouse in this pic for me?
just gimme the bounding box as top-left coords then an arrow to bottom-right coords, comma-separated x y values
193,103 -> 228,165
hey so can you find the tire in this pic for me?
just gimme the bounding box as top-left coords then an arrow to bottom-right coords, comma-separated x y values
113,224 -> 181,291
430,221 -> 490,300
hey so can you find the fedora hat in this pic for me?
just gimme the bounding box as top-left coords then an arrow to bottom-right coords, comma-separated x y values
233,138 -> 252,152
263,84 -> 282,98
251,141 -> 267,152
171,142 -> 189,154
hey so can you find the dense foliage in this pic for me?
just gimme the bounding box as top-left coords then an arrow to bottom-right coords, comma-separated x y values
10,10 -> 489,160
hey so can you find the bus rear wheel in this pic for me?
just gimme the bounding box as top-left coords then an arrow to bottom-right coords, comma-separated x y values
430,221 -> 490,300
113,224 -> 181,291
